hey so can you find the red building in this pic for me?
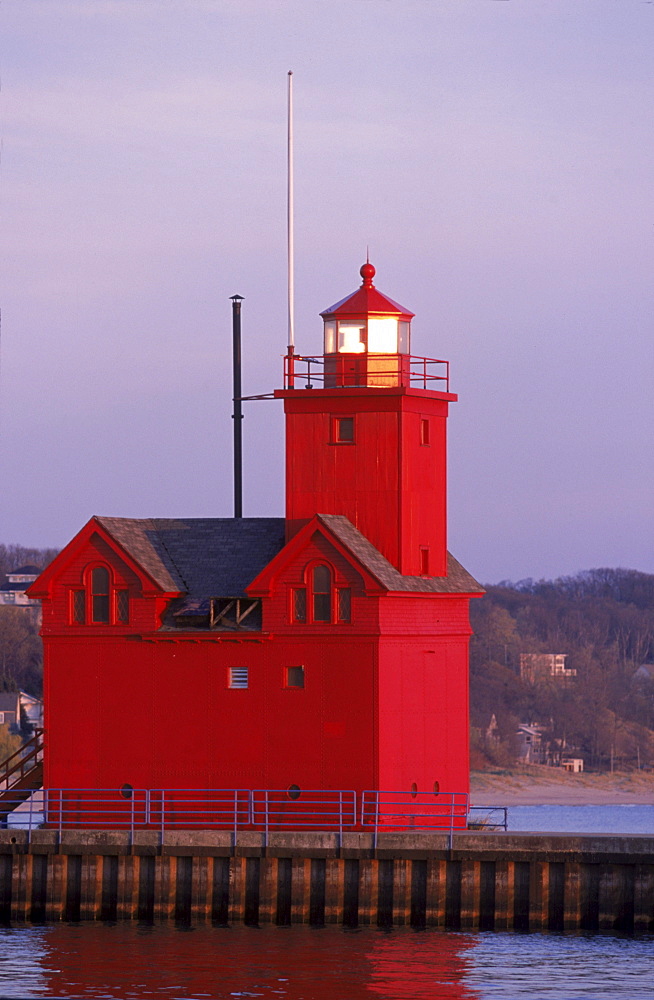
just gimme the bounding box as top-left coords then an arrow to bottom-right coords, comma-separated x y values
29,263 -> 482,809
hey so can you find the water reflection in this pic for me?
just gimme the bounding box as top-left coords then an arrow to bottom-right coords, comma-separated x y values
365,931 -> 480,998
0,923 -> 480,1000
0,923 -> 651,999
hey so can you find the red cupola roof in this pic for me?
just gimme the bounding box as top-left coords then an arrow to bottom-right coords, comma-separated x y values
320,262 -> 415,321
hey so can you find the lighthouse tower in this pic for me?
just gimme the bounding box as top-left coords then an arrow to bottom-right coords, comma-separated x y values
279,261 -> 454,577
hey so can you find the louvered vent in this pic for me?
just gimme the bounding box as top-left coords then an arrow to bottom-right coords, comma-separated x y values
229,667 -> 249,689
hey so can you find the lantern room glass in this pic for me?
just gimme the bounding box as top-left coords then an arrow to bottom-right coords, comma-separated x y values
323,318 -> 411,355
367,317 -> 398,353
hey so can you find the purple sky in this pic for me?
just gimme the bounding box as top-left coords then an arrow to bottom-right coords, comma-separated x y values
1,1 -> 652,584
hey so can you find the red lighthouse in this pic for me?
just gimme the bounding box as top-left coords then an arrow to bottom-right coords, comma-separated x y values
29,261 -> 482,816
281,261 -> 453,577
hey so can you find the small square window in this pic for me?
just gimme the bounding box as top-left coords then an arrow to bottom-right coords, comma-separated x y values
334,416 -> 354,443
229,667 -> 249,689
420,418 -> 430,445
286,666 -> 305,688
337,588 -> 351,623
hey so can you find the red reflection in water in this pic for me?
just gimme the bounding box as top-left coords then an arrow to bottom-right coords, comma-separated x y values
30,923 -> 483,999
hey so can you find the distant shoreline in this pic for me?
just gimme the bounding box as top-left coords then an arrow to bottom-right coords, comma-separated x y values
470,767 -> 654,807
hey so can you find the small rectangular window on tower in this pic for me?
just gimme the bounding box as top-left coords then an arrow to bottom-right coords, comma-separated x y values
229,667 -> 249,689
286,666 -> 305,688
420,548 -> 430,577
334,416 -> 354,443
420,418 -> 430,445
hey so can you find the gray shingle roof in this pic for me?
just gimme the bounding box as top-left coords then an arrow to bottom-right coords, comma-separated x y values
316,515 -> 484,594
96,517 -> 286,597
96,514 -> 482,600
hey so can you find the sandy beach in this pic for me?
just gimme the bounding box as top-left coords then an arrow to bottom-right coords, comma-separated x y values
470,767 -> 654,806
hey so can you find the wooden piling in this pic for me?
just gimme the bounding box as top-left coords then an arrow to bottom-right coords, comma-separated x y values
0,831 -> 651,933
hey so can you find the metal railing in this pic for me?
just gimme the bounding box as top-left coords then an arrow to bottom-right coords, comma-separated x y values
361,790 -> 470,849
0,729 -> 43,791
467,806 -> 509,832
251,789 -> 357,843
4,788 -> 485,847
283,353 -> 450,392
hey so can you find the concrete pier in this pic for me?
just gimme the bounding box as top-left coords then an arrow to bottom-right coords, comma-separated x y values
1,830 -> 652,932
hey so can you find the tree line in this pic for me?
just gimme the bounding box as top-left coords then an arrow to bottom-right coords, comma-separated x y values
470,568 -> 654,772
0,545 -> 58,696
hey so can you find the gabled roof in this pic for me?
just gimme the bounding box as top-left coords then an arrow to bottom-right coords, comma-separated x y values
248,513 -> 483,597
316,515 -> 484,594
30,512 -> 480,609
8,565 -> 41,576
96,517 -> 286,598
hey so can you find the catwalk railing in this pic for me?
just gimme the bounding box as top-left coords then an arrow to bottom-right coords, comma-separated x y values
1,788 -> 499,847
283,353 -> 450,392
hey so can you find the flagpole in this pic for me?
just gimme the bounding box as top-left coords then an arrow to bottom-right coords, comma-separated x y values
287,70 -> 295,387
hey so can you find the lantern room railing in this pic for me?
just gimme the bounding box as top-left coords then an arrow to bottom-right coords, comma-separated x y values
283,353 -> 450,392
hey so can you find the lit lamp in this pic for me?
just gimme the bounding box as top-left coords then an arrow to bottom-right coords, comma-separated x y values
321,262 -> 414,387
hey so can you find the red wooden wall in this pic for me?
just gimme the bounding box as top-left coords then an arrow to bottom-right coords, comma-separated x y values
40,529 -> 473,797
279,386 -> 455,577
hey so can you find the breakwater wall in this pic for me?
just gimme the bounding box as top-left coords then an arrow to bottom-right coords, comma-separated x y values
1,830 -> 653,932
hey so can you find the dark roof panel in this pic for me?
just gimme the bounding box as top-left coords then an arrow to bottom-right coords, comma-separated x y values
96,517 -> 286,597
95,514 -> 481,602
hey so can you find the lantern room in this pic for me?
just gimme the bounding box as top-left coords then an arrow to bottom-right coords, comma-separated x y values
320,261 -> 415,388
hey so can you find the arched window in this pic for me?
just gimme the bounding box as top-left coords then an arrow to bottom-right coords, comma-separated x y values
312,565 -> 331,622
290,562 -> 352,626
91,567 -> 110,623
70,565 -> 130,626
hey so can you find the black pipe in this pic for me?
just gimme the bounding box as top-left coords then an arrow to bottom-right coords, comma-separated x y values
230,295 -> 244,518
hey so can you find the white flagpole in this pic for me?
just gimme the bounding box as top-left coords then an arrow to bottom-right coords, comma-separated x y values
287,71 -> 295,365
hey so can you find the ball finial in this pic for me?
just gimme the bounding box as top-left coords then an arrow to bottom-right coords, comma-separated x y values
360,261 -> 376,287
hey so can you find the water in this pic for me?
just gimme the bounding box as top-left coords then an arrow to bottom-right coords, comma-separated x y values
506,804 -> 654,835
0,923 -> 651,1000
0,805 -> 652,999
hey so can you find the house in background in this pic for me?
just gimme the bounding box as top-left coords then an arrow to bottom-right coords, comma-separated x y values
561,758 -> 584,773
0,692 -> 21,728
516,724 -> 544,764
28,262 -> 483,804
0,691 -> 42,733
519,653 -> 576,683
0,566 -> 41,607
19,691 -> 43,732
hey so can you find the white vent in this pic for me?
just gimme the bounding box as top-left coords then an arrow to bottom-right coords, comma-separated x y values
229,667 -> 249,689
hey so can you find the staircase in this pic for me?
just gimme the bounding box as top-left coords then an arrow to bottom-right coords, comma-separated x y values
0,729 -> 43,822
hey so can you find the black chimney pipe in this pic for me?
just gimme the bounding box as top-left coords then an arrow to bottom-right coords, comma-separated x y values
230,294 -> 244,518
